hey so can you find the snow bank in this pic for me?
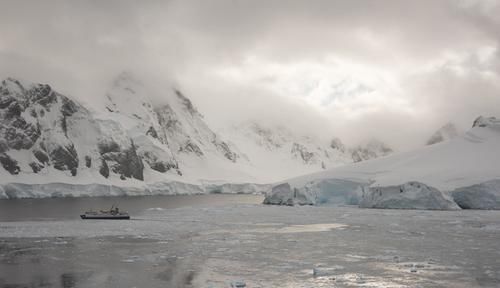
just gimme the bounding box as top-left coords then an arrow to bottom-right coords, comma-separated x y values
359,182 -> 460,210
0,181 -> 270,199
451,179 -> 500,209
285,115 -> 500,193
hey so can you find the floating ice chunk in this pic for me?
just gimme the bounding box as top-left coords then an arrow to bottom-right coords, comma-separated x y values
230,280 -> 246,287
121,259 -> 135,263
147,207 -> 165,211
276,223 -> 347,233
313,265 -> 344,277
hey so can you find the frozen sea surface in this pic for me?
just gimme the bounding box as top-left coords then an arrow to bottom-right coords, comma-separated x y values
1,195 -> 500,287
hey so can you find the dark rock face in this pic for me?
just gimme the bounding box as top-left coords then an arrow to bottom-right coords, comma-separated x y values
98,140 -> 121,154
330,137 -> 346,153
3,120 -> 40,150
33,149 -> 49,164
50,144 -> 79,176
28,84 -> 57,107
150,161 -> 177,173
291,143 -> 315,164
351,140 -> 393,163
0,153 -> 20,175
215,140 -> 238,162
0,95 -> 15,109
180,141 -> 203,156
117,143 -> 144,180
29,162 -> 44,173
175,89 -> 200,116
155,96 -> 240,163
146,126 -> 158,139
85,156 -> 91,168
6,101 -> 23,118
61,97 -> 78,116
100,142 -> 144,181
141,151 -> 177,173
99,159 -> 109,178
157,104 -> 180,132
472,116 -> 500,128
0,92 -> 41,150
0,141 -> 7,153
0,79 -> 83,177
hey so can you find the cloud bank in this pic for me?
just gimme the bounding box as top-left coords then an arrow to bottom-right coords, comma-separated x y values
1,0 -> 499,149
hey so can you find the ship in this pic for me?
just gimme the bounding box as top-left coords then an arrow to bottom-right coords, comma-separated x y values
80,205 -> 130,220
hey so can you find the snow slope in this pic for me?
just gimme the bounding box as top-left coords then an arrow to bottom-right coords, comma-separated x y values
268,116 -> 500,209
0,75 -> 260,197
221,121 -> 353,181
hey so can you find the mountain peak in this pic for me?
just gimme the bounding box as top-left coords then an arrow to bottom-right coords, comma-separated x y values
426,122 -> 459,145
472,116 -> 500,129
173,89 -> 201,117
112,71 -> 143,89
351,139 -> 393,162
104,73 -> 154,118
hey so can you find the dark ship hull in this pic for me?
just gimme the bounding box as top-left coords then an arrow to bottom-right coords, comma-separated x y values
80,214 -> 130,220
81,205 -> 130,220
80,212 -> 130,220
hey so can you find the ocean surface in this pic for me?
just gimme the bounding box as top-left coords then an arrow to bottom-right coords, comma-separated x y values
1,194 -> 499,287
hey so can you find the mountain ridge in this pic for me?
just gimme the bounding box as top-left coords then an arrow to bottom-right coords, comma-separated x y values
0,75 -> 394,188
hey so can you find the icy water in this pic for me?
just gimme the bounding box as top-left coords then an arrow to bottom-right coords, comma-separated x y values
1,195 -> 500,287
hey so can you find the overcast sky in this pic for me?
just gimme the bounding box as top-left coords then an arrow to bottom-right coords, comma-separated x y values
1,0 -> 499,149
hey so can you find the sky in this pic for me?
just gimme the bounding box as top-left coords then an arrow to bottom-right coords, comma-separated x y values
1,0 -> 499,150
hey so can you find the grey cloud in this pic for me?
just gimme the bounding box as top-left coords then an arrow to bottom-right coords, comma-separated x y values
0,0 -> 499,149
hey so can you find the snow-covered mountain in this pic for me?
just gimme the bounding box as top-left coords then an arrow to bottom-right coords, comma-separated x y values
0,75 -> 396,197
426,122 -> 459,145
221,121 -> 353,180
0,75 -> 250,188
268,116 -> 500,209
349,139 -> 393,162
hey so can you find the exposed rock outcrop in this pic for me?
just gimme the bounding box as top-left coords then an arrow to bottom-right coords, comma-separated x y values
0,153 -> 20,175
426,123 -> 459,145
351,139 -> 393,162
472,116 -> 499,128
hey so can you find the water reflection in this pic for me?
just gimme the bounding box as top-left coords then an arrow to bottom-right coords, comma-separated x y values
0,194 -> 263,222
0,237 -> 94,288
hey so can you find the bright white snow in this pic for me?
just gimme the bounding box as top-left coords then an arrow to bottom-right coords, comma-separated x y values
268,116 -> 500,209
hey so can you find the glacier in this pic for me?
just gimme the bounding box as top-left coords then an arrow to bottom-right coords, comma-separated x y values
451,179 -> 500,209
359,181 -> 460,210
265,116 -> 500,210
0,181 -> 271,199
0,75 -> 397,198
